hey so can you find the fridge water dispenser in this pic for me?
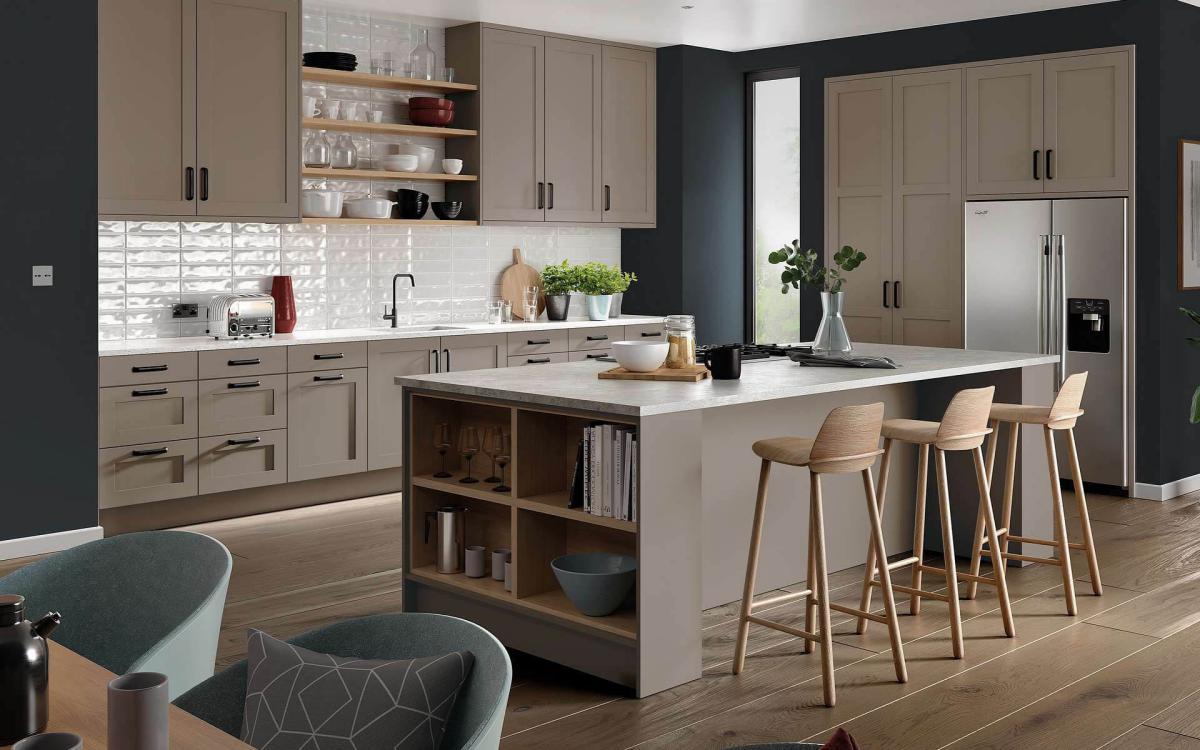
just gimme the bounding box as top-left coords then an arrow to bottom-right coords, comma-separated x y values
1067,298 -> 1109,353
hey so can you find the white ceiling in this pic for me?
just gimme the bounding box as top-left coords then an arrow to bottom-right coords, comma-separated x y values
346,0 -> 1125,52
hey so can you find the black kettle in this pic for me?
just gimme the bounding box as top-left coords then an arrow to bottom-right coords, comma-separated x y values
0,594 -> 61,744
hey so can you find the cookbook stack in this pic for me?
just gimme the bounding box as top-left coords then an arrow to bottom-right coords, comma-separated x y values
569,424 -> 638,522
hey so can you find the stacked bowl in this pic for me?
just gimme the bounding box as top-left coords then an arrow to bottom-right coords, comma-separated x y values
409,97 -> 455,127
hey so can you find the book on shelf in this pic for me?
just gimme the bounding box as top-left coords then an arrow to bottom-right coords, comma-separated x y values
572,423 -> 639,522
568,437 -> 584,509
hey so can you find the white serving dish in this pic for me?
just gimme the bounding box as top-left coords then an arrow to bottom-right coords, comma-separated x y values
343,197 -> 396,219
611,341 -> 669,372
301,189 -> 343,218
380,154 -> 420,172
441,158 -> 464,175
396,143 -> 436,173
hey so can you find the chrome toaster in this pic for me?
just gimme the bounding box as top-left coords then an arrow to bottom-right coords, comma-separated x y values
207,293 -> 275,339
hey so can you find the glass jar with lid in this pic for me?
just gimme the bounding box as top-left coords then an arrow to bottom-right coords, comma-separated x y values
664,314 -> 696,369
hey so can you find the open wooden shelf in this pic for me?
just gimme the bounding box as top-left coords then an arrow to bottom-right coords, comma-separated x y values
413,473 -> 512,505
409,565 -> 511,600
302,66 -> 478,93
518,490 -> 636,533
301,218 -> 477,226
303,167 -> 477,182
303,117 -> 476,138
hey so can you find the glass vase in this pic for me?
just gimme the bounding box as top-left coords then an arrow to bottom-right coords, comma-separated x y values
409,28 -> 436,81
813,291 -> 853,355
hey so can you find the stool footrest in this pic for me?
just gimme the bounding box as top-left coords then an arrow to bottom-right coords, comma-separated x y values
746,615 -> 819,643
879,581 -> 950,602
885,556 -> 921,571
983,549 -> 1062,566
956,571 -> 1000,586
827,602 -> 887,624
750,589 -> 812,611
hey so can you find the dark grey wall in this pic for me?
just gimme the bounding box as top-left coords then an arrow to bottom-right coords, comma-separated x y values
0,2 -> 98,539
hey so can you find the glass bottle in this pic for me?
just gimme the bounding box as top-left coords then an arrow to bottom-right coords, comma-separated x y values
409,28 -> 437,81
302,131 -> 332,168
664,314 -> 696,368
330,133 -> 358,169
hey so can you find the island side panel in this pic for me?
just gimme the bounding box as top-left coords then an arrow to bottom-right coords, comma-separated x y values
637,409 -> 704,697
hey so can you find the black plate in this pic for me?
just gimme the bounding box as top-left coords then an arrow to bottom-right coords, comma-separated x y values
305,53 -> 356,60
304,62 -> 357,71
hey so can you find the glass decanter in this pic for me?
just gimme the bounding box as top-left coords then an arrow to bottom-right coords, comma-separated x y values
330,133 -> 358,169
409,28 -> 437,81
302,131 -> 332,168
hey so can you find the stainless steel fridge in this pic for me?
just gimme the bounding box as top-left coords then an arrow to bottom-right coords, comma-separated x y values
964,198 -> 1128,489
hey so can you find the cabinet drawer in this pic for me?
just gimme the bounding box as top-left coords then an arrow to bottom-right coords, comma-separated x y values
198,374 -> 287,437
198,346 -> 286,379
98,438 -> 198,509
508,352 -> 569,367
507,329 -> 568,356
568,326 -> 622,351
198,429 -> 287,495
287,368 -> 368,482
286,341 -> 367,372
623,322 -> 665,341
99,381 -> 198,448
98,352 -> 198,386
569,349 -> 611,362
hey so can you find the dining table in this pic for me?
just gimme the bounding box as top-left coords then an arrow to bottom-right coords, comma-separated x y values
1,642 -> 251,749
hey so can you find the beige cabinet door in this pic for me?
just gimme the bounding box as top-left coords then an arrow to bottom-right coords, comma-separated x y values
196,0 -> 299,219
508,352 -> 570,367
966,61 -> 1043,195
99,381 -> 198,448
197,373 -> 287,437
98,439 -> 199,509
545,37 -> 603,223
891,69 -> 964,348
601,46 -> 656,225
99,0 -> 196,216
481,28 -> 545,222
569,349 -> 611,362
367,338 -> 437,471
1043,51 -> 1129,193
197,429 -> 287,494
444,333 -> 508,372
826,76 -> 893,343
622,322 -> 665,341
287,368 -> 367,482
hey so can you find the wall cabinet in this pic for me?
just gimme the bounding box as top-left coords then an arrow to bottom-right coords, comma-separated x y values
601,45 -> 657,225
99,0 -> 299,220
287,368 -> 368,482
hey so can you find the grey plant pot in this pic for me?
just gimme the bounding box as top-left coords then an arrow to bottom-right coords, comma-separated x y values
585,294 -> 612,321
545,294 -> 571,321
610,292 -> 623,318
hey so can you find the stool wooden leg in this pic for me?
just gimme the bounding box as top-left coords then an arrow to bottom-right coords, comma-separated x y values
966,420 -> 1002,600
999,421 -> 1019,562
733,459 -> 772,674
935,448 -> 965,659
804,493 -> 816,655
811,472 -> 836,707
863,467 -> 908,683
1043,426 -> 1078,616
973,446 -> 1015,637
1066,428 -> 1103,596
857,438 -> 893,634
910,444 -> 930,616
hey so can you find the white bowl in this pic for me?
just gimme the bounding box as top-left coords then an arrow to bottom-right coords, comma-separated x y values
343,197 -> 396,219
380,154 -> 419,172
611,341 -> 668,372
442,158 -> 464,175
301,189 -> 343,218
396,143 -> 436,173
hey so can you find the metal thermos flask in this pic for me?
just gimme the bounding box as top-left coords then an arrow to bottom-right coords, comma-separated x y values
424,505 -> 468,574
0,594 -> 61,744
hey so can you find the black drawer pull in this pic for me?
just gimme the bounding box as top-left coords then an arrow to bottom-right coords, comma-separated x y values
227,380 -> 261,389
313,353 -> 344,360
131,364 -> 168,373
131,447 -> 169,457
527,357 -> 551,364
586,334 -> 609,341
313,374 -> 345,382
131,388 -> 168,397
228,358 -> 261,366
640,331 -> 662,338
527,338 -> 551,345
226,436 -> 262,446
586,353 -> 607,359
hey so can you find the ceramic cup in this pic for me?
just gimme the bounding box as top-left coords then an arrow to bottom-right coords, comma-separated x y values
14,734 -> 82,750
302,95 -> 321,118
341,102 -> 367,121
504,561 -> 512,592
368,109 -> 385,123
491,548 -> 510,581
465,545 -> 487,578
108,672 -> 169,750
441,158 -> 464,175
318,98 -> 340,120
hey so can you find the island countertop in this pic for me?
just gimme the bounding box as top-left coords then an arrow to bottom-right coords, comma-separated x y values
396,343 -> 1059,416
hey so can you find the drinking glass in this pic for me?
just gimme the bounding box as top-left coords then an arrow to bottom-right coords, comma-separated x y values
487,300 -> 505,325
482,426 -> 502,483
439,66 -> 456,82
522,285 -> 540,322
432,422 -> 452,478
500,300 -> 512,322
458,426 -> 480,483
493,432 -> 512,493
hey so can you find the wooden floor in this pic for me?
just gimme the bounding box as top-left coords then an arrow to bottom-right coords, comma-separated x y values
6,489 -> 1200,748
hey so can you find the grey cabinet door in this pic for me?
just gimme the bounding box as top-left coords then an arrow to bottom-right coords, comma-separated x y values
481,28 -> 545,222
965,61 -> 1044,195
196,0 -> 299,219
601,46 -> 656,225
99,381 -> 199,448
368,338 -> 437,471
545,37 -> 603,223
197,428 -> 287,494
99,0 -> 196,216
98,438 -> 199,509
287,368 -> 367,482
1043,51 -> 1130,193
444,333 -> 508,372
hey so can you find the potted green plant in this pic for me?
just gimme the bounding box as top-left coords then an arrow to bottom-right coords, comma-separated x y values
540,261 -> 577,321
610,269 -> 638,318
768,242 -> 866,354
576,262 -> 625,321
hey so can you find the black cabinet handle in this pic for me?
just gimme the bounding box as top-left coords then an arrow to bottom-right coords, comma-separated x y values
200,167 -> 209,200
313,374 -> 344,382
226,436 -> 262,446
185,166 -> 195,200
640,331 -> 662,337
527,338 -> 551,345
1046,149 -> 1054,180
604,184 -> 611,211
893,280 -> 901,309
228,357 -> 260,366
585,353 -> 606,359
227,380 -> 261,389
313,353 -> 343,360
883,280 -> 890,308
131,364 -> 168,373
527,357 -> 551,364
586,334 -> 609,341
443,348 -> 450,372
1033,149 -> 1040,180
131,388 -> 168,397
431,349 -> 440,373
132,447 -> 169,457
547,182 -> 555,210
537,182 -> 545,210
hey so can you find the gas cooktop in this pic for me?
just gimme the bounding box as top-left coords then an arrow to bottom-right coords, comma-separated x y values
698,343 -> 812,362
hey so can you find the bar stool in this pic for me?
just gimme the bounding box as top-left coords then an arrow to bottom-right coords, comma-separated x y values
855,386 -> 1015,660
732,402 -> 907,707
965,372 -> 1101,617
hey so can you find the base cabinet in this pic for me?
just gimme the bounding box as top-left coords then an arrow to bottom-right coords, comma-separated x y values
368,338 -> 437,471
198,428 -> 287,493
287,368 -> 368,482
98,438 -> 199,509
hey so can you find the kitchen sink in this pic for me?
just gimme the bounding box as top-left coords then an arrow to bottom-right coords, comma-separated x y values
389,325 -> 468,332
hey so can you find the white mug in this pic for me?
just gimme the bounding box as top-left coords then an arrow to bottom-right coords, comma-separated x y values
302,96 -> 321,118
441,158 -> 464,175
319,98 -> 340,120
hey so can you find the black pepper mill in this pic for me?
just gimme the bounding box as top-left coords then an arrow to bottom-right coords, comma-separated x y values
0,594 -> 61,744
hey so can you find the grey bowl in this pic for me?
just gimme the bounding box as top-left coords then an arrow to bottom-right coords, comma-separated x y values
551,552 -> 636,617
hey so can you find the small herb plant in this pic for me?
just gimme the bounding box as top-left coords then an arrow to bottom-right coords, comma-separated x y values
540,260 -> 577,296
1182,307 -> 1200,422
575,262 -> 626,296
768,241 -> 867,294
615,269 -> 638,294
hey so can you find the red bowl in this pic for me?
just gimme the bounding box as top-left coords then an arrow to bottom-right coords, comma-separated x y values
410,108 -> 455,127
409,97 -> 454,110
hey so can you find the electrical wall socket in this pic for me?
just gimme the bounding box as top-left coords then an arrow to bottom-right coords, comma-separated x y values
32,266 -> 53,286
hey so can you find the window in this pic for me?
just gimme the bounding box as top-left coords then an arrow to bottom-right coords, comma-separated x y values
748,73 -> 801,344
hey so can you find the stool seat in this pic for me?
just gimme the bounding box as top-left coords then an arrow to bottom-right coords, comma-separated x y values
752,437 -> 814,467
881,418 -> 940,444
990,402 -> 1084,425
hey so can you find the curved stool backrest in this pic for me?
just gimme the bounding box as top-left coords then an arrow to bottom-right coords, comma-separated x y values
809,402 -> 885,474
1050,371 -> 1089,426
936,386 -> 995,451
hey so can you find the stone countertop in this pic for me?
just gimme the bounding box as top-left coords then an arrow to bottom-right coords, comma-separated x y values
97,316 -> 666,357
396,343 -> 1059,417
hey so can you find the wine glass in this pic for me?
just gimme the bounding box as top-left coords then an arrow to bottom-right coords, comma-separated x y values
458,426 -> 480,484
493,432 -> 512,493
482,425 -> 502,483
432,422 -> 451,478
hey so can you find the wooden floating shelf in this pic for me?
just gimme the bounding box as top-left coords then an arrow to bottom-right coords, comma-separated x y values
412,473 -> 513,504
303,167 -> 477,182
302,66 -> 478,93
303,117 -> 476,138
518,490 -> 637,533
302,218 -> 478,226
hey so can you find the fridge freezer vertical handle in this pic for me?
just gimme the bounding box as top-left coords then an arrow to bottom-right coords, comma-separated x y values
1056,234 -> 1067,388
1039,235 -> 1050,354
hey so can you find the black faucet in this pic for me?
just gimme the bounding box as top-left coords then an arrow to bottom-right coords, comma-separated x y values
382,273 -> 416,328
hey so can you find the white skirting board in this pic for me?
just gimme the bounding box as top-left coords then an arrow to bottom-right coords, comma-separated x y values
1132,473 -> 1200,502
0,526 -> 104,561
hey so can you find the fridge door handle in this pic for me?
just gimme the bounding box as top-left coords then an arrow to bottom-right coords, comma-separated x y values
1056,234 -> 1067,388
1039,235 -> 1050,354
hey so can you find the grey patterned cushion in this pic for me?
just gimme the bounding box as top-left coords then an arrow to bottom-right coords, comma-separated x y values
240,629 -> 474,750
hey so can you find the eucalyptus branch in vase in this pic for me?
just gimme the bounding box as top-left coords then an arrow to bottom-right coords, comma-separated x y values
767,241 -> 866,354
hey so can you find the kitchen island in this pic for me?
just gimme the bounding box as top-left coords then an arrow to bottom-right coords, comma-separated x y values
396,343 -> 1059,696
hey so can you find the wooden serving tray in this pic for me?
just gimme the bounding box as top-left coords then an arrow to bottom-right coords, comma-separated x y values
598,364 -> 710,382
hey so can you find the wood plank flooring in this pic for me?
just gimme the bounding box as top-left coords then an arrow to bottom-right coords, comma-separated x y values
4,489 -> 1200,748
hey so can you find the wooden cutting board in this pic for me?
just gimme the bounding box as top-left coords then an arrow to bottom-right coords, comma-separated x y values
499,247 -> 544,320
598,364 -> 710,382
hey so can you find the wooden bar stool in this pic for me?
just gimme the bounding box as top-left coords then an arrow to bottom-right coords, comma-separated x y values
856,386 -> 1015,660
732,402 -> 907,707
965,372 -> 1101,617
